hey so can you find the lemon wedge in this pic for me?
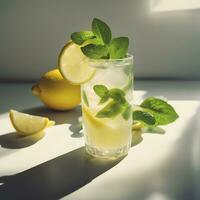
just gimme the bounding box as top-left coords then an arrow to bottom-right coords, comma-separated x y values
58,42 -> 95,85
9,110 -> 55,136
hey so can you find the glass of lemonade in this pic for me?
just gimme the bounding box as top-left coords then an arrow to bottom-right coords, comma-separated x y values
81,54 -> 133,158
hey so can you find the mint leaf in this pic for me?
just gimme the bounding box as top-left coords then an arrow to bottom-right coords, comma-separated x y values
99,96 -> 109,104
109,37 -> 129,59
96,101 -> 122,118
92,18 -> 112,45
82,90 -> 89,107
93,85 -> 109,105
71,31 -> 95,45
109,88 -> 126,104
141,97 -> 179,125
81,44 -> 108,59
122,104 -> 132,120
132,111 -> 156,126
93,85 -> 109,97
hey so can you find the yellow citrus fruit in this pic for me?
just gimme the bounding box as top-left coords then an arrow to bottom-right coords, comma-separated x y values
9,109 -> 55,136
58,41 -> 95,85
32,69 -> 81,111
132,121 -> 143,130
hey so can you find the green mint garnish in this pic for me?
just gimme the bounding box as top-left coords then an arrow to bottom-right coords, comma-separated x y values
82,90 -> 89,107
109,37 -> 129,59
93,85 -> 109,97
96,101 -> 122,118
81,44 -> 108,59
70,18 -> 129,59
71,31 -> 95,45
92,18 -> 112,45
94,85 -> 131,120
93,85 -> 109,105
109,88 -> 126,104
132,97 -> 179,126
99,96 -> 109,104
132,111 -> 156,126
122,103 -> 132,120
78,97 -> 178,130
140,97 -> 179,125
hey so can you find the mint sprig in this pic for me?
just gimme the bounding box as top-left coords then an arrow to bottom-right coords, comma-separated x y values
96,101 -> 122,118
81,44 -> 108,59
94,85 -> 131,120
140,97 -> 179,125
93,85 -> 109,104
109,37 -> 129,59
122,103 -> 132,120
132,111 -> 156,126
132,97 -> 179,126
79,94 -> 178,130
71,31 -> 95,45
92,18 -> 112,45
71,18 -> 129,59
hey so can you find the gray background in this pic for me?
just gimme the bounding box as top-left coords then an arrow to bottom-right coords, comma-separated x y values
0,0 -> 200,81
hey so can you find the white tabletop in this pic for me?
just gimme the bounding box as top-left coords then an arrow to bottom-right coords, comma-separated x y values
0,81 -> 200,200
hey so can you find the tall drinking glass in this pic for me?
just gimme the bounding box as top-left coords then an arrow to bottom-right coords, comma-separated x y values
81,55 -> 133,158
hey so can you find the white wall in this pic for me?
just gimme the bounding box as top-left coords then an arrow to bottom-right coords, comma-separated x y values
0,0 -> 200,81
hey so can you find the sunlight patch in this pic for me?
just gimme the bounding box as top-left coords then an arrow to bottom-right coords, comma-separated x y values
151,0 -> 200,12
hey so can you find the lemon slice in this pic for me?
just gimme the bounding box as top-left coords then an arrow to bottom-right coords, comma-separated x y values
58,42 -> 95,85
9,110 -> 55,136
132,121 -> 143,130
82,106 -> 107,128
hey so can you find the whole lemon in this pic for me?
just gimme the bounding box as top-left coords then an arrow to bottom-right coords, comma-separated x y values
32,69 -> 81,111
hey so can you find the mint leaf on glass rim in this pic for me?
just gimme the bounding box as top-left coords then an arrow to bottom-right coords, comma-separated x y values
140,97 -> 179,125
81,44 -> 108,59
109,37 -> 129,59
92,18 -> 112,45
71,31 -> 95,45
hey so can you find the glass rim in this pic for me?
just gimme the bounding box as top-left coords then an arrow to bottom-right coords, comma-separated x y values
88,53 -> 133,68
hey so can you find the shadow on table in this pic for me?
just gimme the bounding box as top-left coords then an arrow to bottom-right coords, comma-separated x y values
0,106 -> 82,151
132,126 -> 165,147
0,147 -> 123,200
22,105 -> 83,138
0,131 -> 44,149
0,105 -> 167,199
22,105 -> 81,125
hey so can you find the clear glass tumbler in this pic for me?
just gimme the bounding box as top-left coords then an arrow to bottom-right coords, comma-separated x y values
81,55 -> 133,159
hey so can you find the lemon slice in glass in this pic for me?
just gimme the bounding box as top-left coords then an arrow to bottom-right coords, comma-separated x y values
9,110 -> 55,136
82,105 -> 108,128
58,42 -> 95,85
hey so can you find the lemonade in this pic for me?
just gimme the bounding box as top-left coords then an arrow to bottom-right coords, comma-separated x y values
59,18 -> 134,158
58,18 -> 179,158
81,56 -> 133,158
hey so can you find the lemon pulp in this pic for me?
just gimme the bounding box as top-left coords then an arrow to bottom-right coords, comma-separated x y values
9,110 -> 55,136
58,42 -> 95,85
